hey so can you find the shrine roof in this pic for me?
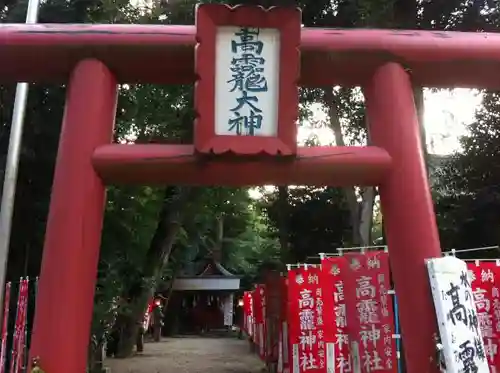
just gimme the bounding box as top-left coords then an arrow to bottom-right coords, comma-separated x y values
173,258 -> 241,291
178,258 -> 240,279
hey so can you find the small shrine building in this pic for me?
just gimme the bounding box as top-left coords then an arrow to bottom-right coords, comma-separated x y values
166,258 -> 241,334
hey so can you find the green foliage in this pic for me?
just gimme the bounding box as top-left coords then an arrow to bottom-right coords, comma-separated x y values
223,201 -> 281,286
117,84 -> 194,143
260,187 -> 351,263
434,92 -> 500,252
161,187 -> 282,289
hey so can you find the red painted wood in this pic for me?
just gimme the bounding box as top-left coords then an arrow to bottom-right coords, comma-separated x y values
364,63 -> 441,373
0,25 -> 499,87
194,5 -> 300,155
91,144 -> 392,186
29,60 -> 118,373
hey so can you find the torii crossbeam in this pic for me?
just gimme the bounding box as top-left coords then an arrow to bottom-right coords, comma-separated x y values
3,19 -> 496,373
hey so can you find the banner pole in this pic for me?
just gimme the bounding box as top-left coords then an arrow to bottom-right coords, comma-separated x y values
394,294 -> 403,373
442,246 -> 499,256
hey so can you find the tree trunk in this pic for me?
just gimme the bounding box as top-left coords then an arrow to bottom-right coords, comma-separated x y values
162,275 -> 177,306
153,323 -> 161,342
212,215 -> 224,262
136,325 -> 144,352
413,85 -> 429,174
358,116 -> 376,247
277,186 -> 289,261
323,87 -> 364,245
88,336 -> 105,373
115,186 -> 201,358
115,312 -> 141,358
152,328 -> 161,342
160,268 -> 181,335
359,187 -> 376,245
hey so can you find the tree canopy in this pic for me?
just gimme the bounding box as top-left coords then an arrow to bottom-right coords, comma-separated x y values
434,92 -> 500,253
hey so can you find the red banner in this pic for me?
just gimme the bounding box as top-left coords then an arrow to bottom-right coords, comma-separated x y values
344,252 -> 397,373
243,291 -> 251,335
288,265 -> 326,373
254,284 -> 267,361
10,279 -> 28,373
248,290 -> 255,340
321,256 -> 352,373
467,261 -> 500,372
0,282 -> 10,373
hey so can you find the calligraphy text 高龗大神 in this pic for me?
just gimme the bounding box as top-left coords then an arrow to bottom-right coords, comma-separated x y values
227,27 -> 269,136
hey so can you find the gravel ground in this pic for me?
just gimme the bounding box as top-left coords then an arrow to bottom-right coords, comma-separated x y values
105,336 -> 265,373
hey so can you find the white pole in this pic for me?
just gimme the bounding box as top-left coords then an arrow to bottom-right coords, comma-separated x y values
0,0 -> 41,319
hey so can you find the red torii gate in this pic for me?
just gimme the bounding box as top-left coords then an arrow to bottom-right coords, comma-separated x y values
1,5 -> 498,373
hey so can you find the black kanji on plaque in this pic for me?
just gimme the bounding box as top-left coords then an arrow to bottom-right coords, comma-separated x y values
446,282 -> 467,326
458,340 -> 479,373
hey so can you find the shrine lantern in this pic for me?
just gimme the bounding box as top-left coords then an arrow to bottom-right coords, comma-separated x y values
194,4 -> 301,156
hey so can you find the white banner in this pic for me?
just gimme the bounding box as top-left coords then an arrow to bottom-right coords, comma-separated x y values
223,294 -> 234,326
427,256 -> 490,373
326,342 -> 335,373
292,343 -> 299,373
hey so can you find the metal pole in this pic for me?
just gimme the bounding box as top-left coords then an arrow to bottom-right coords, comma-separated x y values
442,245 -> 499,256
0,0 -> 41,322
394,295 -> 403,373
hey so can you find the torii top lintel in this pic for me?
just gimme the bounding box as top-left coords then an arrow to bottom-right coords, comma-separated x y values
1,21 -> 500,88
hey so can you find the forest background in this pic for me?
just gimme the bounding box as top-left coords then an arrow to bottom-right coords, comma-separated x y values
1,0 -> 500,369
